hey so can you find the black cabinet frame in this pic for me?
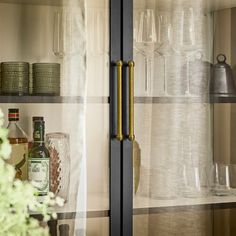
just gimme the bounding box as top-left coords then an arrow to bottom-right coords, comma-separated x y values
110,0 -> 133,236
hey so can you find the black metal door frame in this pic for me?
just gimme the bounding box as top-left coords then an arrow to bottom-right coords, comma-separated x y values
110,0 -> 133,235
110,0 -> 122,235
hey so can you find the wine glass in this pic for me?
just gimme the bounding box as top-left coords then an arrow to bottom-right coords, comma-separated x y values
172,7 -> 200,96
87,8 -> 108,56
154,11 -> 173,96
172,7 -> 197,52
53,11 -> 64,57
134,9 -> 158,95
53,9 -> 86,57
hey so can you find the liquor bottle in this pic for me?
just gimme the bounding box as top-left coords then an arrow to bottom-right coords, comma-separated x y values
7,108 -> 28,180
28,120 -> 50,196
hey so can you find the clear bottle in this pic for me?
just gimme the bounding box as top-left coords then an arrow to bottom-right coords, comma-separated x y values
28,120 -> 50,196
7,108 -> 28,180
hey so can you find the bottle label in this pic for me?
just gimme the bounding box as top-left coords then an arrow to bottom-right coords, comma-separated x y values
7,143 -> 28,180
28,158 -> 49,195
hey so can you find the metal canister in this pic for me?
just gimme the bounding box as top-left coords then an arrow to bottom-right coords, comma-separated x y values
210,54 -> 236,96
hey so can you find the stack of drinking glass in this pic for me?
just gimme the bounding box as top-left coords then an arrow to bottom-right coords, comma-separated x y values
1,62 -> 29,95
33,63 -> 60,96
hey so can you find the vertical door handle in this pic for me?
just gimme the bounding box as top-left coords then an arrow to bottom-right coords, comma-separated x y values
128,61 -> 135,141
116,60 -> 123,141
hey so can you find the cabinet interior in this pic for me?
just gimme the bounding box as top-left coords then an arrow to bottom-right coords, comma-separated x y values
0,0 -> 110,218
1,0 -> 236,232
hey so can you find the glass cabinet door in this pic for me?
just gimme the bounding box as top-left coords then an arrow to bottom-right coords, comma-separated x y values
0,0 -> 109,235
132,0 -> 236,235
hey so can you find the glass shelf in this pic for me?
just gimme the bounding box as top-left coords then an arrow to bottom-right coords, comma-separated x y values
0,96 -> 109,104
134,95 -> 236,104
31,194 -> 109,220
0,0 -> 63,6
133,195 -> 236,216
32,210 -> 109,221
134,96 -> 210,104
31,195 -> 236,219
2,95 -> 236,104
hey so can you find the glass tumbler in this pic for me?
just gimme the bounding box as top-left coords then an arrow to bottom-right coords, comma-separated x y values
212,163 -> 231,196
46,132 -> 70,201
212,163 -> 236,196
182,165 -> 211,198
229,164 -> 236,195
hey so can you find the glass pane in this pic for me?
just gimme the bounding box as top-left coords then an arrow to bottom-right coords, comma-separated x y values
133,209 -> 213,236
134,208 -> 236,236
0,0 -> 109,235
133,0 -> 236,235
56,217 -> 109,236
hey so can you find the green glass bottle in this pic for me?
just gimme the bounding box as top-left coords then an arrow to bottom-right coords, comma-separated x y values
28,120 -> 50,196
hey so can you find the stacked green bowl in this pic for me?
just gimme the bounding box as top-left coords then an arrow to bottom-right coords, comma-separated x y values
33,63 -> 60,96
1,62 -> 29,95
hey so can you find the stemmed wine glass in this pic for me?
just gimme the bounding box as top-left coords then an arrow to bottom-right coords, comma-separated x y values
87,8 -> 108,56
134,9 -> 159,95
172,6 -> 200,96
53,10 -> 64,57
154,11 -> 173,96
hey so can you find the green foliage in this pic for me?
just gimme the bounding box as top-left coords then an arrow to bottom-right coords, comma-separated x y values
0,110 -> 63,236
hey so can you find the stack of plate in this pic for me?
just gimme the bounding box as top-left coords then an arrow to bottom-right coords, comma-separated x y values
1,62 -> 29,95
33,63 -> 60,96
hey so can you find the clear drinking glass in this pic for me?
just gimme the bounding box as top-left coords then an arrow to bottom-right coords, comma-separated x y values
213,163 -> 233,196
138,165 -> 179,199
46,132 -> 70,201
229,164 -> 236,195
182,165 -> 210,198
150,166 -> 179,199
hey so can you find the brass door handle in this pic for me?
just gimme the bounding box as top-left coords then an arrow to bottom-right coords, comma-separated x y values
116,60 -> 123,141
128,61 -> 135,141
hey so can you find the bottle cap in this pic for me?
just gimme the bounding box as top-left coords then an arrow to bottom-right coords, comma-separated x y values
32,116 -> 44,122
8,108 -> 19,121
